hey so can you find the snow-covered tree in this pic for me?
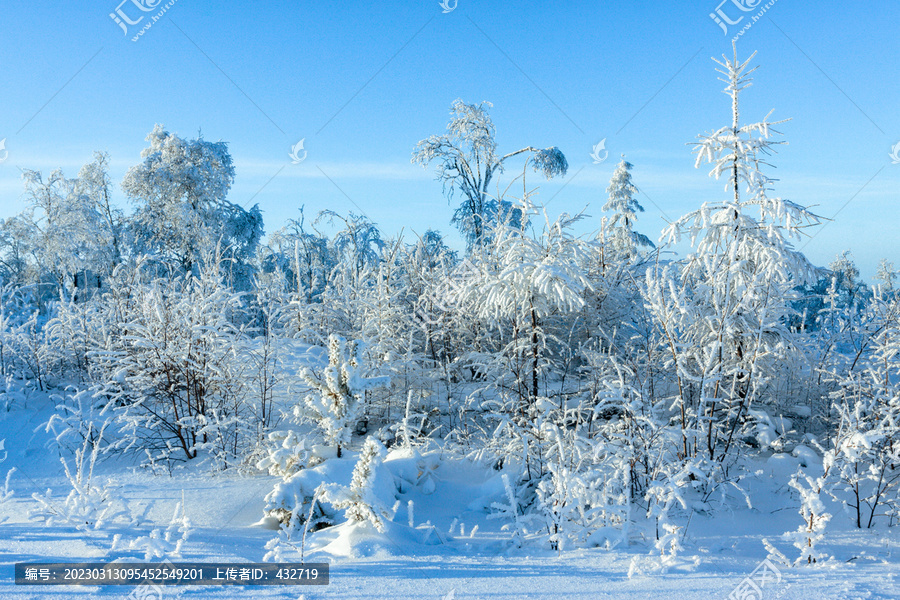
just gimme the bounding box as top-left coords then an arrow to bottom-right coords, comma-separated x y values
17,166 -> 118,295
122,124 -> 262,275
73,152 -> 124,278
648,43 -> 820,460
786,468 -> 831,564
0,216 -> 35,285
90,260 -> 252,464
298,335 -> 389,457
413,99 -> 568,248
824,290 -> 900,528
319,211 -> 384,281
319,437 -> 392,532
602,157 -> 653,259
874,259 -> 897,294
826,251 -> 867,314
262,207 -> 334,302
464,199 -> 594,413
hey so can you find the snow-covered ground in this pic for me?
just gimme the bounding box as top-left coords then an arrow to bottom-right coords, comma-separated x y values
2,391 -> 899,600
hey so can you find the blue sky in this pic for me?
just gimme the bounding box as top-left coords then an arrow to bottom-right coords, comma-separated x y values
0,0 -> 897,278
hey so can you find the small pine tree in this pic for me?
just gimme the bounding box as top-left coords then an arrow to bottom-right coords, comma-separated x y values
319,437 -> 391,532
787,470 -> 831,564
298,335 -> 389,458
648,43 -> 820,460
602,157 -> 653,258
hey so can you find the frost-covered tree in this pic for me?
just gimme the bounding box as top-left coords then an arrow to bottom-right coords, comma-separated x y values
90,260 -> 252,463
298,335 -> 389,457
0,285 -> 42,379
19,167 -> 116,293
874,259 -> 897,294
413,99 -> 568,248
122,124 -> 262,275
354,236 -> 433,426
73,152 -> 124,277
824,291 -> 900,528
319,437 -> 392,532
0,216 -> 35,285
827,250 -> 866,309
648,43 -> 820,460
262,207 -> 333,302
318,211 -> 384,281
18,168 -> 69,287
0,154 -> 122,293
464,200 -> 594,413
602,157 -> 653,259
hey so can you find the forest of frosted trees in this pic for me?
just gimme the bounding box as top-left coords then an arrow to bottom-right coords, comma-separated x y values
1,46 -> 898,565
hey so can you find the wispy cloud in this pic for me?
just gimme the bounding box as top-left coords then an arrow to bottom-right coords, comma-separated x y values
234,160 -> 434,181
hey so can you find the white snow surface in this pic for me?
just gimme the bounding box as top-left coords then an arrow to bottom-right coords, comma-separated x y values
0,391 -> 898,600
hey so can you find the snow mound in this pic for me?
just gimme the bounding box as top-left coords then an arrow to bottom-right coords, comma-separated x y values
312,519 -> 448,559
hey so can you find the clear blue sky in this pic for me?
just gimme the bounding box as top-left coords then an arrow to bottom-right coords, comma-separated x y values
1,0 -> 897,278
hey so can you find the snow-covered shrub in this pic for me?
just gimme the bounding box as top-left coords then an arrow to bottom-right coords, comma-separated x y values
384,390 -> 437,450
786,469 -> 831,565
10,310 -> 50,391
256,430 -> 312,477
460,201 -> 595,416
536,460 -> 595,552
747,408 -> 792,452
825,396 -> 900,529
98,262 -> 253,465
319,438 -> 393,532
489,473 -> 536,547
44,385 -> 116,454
44,295 -> 105,382
29,425 -> 130,531
297,335 -> 389,458
531,394 -> 632,551
822,296 -> 900,528
390,449 -> 441,495
263,485 -> 324,563
0,286 -> 32,379
263,465 -> 335,531
112,492 -> 192,560
0,283 -> 58,388
645,463 -> 694,560
0,374 -> 31,414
